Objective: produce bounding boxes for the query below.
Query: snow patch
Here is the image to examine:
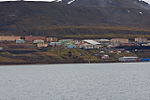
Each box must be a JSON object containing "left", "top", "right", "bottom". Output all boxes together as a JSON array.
[
  {"left": 55, "top": 0, "right": 62, "bottom": 2},
  {"left": 67, "top": 0, "right": 75, "bottom": 4},
  {"left": 139, "top": 0, "right": 150, "bottom": 4},
  {"left": 139, "top": 11, "right": 143, "bottom": 15}
]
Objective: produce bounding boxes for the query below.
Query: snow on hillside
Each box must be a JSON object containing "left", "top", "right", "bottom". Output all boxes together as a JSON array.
[
  {"left": 0, "top": 0, "right": 150, "bottom": 5},
  {"left": 139, "top": 0, "right": 150, "bottom": 4},
  {"left": 67, "top": 0, "right": 75, "bottom": 4}
]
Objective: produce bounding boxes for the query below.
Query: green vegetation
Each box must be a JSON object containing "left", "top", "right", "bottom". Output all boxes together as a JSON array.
[{"left": 0, "top": 43, "right": 136, "bottom": 64}]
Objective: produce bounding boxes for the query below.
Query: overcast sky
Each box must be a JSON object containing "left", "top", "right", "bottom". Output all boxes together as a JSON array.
[{"left": 0, "top": 0, "right": 150, "bottom": 4}]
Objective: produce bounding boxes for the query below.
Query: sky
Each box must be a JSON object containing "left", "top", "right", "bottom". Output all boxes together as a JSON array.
[{"left": 0, "top": 0, "right": 149, "bottom": 4}]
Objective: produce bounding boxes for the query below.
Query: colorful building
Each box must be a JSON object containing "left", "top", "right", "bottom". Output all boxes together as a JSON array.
[
  {"left": 49, "top": 42, "right": 62, "bottom": 46},
  {"left": 67, "top": 45, "right": 76, "bottom": 48},
  {"left": 46, "top": 37, "right": 58, "bottom": 42}
]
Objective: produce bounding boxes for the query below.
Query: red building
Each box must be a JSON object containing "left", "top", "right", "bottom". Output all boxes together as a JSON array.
[{"left": 25, "top": 36, "right": 46, "bottom": 42}]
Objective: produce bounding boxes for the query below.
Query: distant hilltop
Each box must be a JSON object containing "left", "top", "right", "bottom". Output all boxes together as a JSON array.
[{"left": 0, "top": 1, "right": 150, "bottom": 37}]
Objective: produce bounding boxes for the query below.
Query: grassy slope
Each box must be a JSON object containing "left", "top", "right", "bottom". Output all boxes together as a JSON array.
[{"left": 0, "top": 45, "right": 136, "bottom": 64}]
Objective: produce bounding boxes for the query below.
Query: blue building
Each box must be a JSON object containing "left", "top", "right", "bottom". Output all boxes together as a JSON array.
[
  {"left": 141, "top": 59, "right": 150, "bottom": 62},
  {"left": 49, "top": 42, "right": 62, "bottom": 46},
  {"left": 67, "top": 45, "right": 76, "bottom": 48}
]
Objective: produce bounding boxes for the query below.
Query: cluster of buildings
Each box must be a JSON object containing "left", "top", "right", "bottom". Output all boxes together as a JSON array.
[
  {"left": 0, "top": 36, "right": 150, "bottom": 49},
  {"left": 0, "top": 36, "right": 150, "bottom": 62}
]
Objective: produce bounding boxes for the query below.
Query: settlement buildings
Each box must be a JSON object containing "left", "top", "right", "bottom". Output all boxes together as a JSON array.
[
  {"left": 0, "top": 35, "right": 150, "bottom": 62},
  {"left": 25, "top": 36, "right": 46, "bottom": 42},
  {"left": 0, "top": 36, "right": 21, "bottom": 41},
  {"left": 80, "top": 40, "right": 102, "bottom": 49}
]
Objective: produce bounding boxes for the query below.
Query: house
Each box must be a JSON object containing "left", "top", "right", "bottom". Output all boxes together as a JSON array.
[
  {"left": 135, "top": 38, "right": 148, "bottom": 42},
  {"left": 110, "top": 38, "right": 129, "bottom": 43},
  {"left": 0, "top": 36, "right": 21, "bottom": 41},
  {"left": 25, "top": 36, "right": 46, "bottom": 42},
  {"left": 37, "top": 43, "right": 48, "bottom": 48},
  {"left": 101, "top": 55, "right": 109, "bottom": 59},
  {"left": 33, "top": 40, "right": 44, "bottom": 44},
  {"left": 46, "top": 37, "right": 58, "bottom": 42},
  {"left": 16, "top": 39, "right": 25, "bottom": 43},
  {"left": 100, "top": 51, "right": 105, "bottom": 53},
  {"left": 81, "top": 40, "right": 102, "bottom": 49}
]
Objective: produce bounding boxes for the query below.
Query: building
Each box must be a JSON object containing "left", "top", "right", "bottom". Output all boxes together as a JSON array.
[
  {"left": 0, "top": 36, "right": 21, "bottom": 41},
  {"left": 101, "top": 55, "right": 109, "bottom": 59},
  {"left": 80, "top": 44, "right": 100, "bottom": 49},
  {"left": 83, "top": 40, "right": 101, "bottom": 45},
  {"left": 118, "top": 57, "right": 139, "bottom": 62},
  {"left": 120, "top": 43, "right": 136, "bottom": 46},
  {"left": 33, "top": 40, "right": 44, "bottom": 44},
  {"left": 110, "top": 38, "right": 129, "bottom": 43},
  {"left": 37, "top": 43, "right": 48, "bottom": 48},
  {"left": 16, "top": 39, "right": 25, "bottom": 43},
  {"left": 141, "top": 58, "right": 150, "bottom": 62},
  {"left": 46, "top": 37, "right": 58, "bottom": 42},
  {"left": 49, "top": 42, "right": 62, "bottom": 46},
  {"left": 81, "top": 40, "right": 102, "bottom": 49},
  {"left": 96, "top": 39, "right": 110, "bottom": 43},
  {"left": 59, "top": 39, "right": 73, "bottom": 42},
  {"left": 135, "top": 38, "right": 148, "bottom": 42},
  {"left": 25, "top": 36, "right": 46, "bottom": 42},
  {"left": 67, "top": 45, "right": 76, "bottom": 48}
]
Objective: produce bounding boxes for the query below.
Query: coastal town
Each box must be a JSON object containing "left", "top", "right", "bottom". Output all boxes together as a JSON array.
[{"left": 0, "top": 35, "right": 149, "bottom": 64}]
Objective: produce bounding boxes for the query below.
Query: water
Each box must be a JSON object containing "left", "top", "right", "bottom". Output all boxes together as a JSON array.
[{"left": 0, "top": 63, "right": 150, "bottom": 100}]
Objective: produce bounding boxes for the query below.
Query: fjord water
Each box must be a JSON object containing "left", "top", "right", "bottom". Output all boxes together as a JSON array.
[{"left": 0, "top": 63, "right": 150, "bottom": 100}]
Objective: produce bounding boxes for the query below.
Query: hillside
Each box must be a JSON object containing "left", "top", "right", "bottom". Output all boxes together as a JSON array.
[{"left": 0, "top": 1, "right": 150, "bottom": 37}]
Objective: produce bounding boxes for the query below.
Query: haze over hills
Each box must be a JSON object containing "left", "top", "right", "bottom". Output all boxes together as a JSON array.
[{"left": 0, "top": 0, "right": 150, "bottom": 37}]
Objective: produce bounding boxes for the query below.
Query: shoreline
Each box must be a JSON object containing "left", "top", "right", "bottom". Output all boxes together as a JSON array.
[{"left": 0, "top": 61, "right": 147, "bottom": 66}]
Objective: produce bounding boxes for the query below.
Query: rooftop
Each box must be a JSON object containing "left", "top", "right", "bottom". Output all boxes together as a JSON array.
[{"left": 83, "top": 40, "right": 101, "bottom": 45}]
